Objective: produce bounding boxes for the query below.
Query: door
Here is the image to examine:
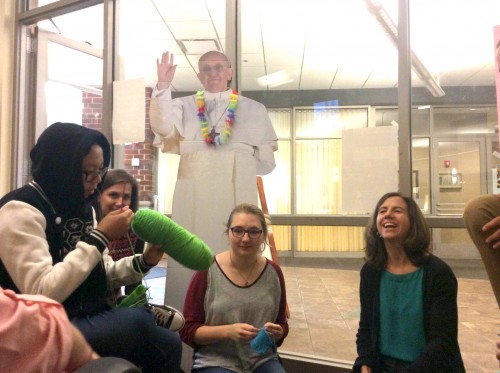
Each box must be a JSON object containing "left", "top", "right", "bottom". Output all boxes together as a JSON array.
[{"left": 431, "top": 137, "right": 485, "bottom": 259}]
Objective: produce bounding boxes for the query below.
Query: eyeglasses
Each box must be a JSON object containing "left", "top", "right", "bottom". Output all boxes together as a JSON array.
[
  {"left": 229, "top": 227, "right": 263, "bottom": 239},
  {"left": 200, "top": 64, "right": 228, "bottom": 75},
  {"left": 82, "top": 167, "right": 108, "bottom": 182}
]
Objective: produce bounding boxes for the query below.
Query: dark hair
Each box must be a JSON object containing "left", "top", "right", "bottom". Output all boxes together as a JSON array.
[
  {"left": 364, "top": 192, "right": 431, "bottom": 269},
  {"left": 96, "top": 169, "right": 139, "bottom": 221},
  {"left": 225, "top": 203, "right": 269, "bottom": 243}
]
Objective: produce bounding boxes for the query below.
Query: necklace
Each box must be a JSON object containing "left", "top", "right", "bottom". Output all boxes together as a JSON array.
[
  {"left": 229, "top": 251, "right": 258, "bottom": 286},
  {"left": 196, "top": 90, "right": 238, "bottom": 145}
]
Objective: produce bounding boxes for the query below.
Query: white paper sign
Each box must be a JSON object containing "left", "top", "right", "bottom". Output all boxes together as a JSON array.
[
  {"left": 342, "top": 126, "right": 399, "bottom": 214},
  {"left": 112, "top": 78, "right": 145, "bottom": 144}
]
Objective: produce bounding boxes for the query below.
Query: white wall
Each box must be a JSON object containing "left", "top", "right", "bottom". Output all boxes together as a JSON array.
[{"left": 0, "top": 1, "right": 15, "bottom": 196}]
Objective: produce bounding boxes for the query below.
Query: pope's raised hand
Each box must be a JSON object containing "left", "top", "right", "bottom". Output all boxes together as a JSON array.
[
  {"left": 156, "top": 51, "right": 177, "bottom": 90},
  {"left": 97, "top": 206, "right": 134, "bottom": 240}
]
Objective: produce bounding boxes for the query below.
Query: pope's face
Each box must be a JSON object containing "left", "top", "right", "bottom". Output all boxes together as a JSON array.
[{"left": 197, "top": 55, "right": 232, "bottom": 93}]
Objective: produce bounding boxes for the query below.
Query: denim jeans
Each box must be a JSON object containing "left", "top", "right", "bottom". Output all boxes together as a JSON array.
[
  {"left": 72, "top": 306, "right": 182, "bottom": 373},
  {"left": 193, "top": 357, "right": 286, "bottom": 373}
]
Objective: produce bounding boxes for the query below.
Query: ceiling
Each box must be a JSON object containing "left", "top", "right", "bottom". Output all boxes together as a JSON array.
[{"left": 42, "top": 0, "right": 500, "bottom": 96}]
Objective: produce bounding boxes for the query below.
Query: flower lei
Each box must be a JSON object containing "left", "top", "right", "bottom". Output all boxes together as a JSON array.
[{"left": 196, "top": 89, "right": 238, "bottom": 145}]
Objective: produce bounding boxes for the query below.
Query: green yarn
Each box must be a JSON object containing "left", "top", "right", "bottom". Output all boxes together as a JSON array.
[
  {"left": 116, "top": 284, "right": 149, "bottom": 308},
  {"left": 131, "top": 209, "right": 213, "bottom": 270}
]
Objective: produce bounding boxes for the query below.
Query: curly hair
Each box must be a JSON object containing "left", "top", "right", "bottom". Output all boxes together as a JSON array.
[{"left": 365, "top": 192, "right": 431, "bottom": 269}]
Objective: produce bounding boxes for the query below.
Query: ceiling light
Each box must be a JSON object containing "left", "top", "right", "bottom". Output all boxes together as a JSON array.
[
  {"left": 364, "top": 0, "right": 445, "bottom": 97},
  {"left": 257, "top": 71, "right": 293, "bottom": 88},
  {"left": 177, "top": 39, "right": 221, "bottom": 55}
]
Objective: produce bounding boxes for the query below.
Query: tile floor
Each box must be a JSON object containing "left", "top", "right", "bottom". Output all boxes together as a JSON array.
[{"left": 145, "top": 258, "right": 500, "bottom": 373}]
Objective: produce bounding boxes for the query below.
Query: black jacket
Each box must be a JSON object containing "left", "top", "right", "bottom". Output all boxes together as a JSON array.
[
  {"left": 353, "top": 255, "right": 465, "bottom": 372},
  {"left": 0, "top": 123, "right": 111, "bottom": 318}
]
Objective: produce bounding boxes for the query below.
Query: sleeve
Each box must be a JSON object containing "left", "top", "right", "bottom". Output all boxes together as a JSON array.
[
  {"left": 102, "top": 251, "right": 145, "bottom": 289},
  {"left": 149, "top": 86, "right": 184, "bottom": 154},
  {"left": 252, "top": 104, "right": 278, "bottom": 175},
  {"left": 180, "top": 270, "right": 209, "bottom": 348},
  {"left": 353, "top": 264, "right": 376, "bottom": 372},
  {"left": 268, "top": 260, "right": 289, "bottom": 346},
  {"left": 0, "top": 287, "right": 81, "bottom": 372},
  {"left": 405, "top": 259, "right": 461, "bottom": 372},
  {"left": 0, "top": 201, "right": 102, "bottom": 303}
]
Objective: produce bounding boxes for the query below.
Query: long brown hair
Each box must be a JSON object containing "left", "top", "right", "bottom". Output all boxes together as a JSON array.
[
  {"left": 365, "top": 192, "right": 431, "bottom": 269},
  {"left": 96, "top": 169, "right": 139, "bottom": 221}
]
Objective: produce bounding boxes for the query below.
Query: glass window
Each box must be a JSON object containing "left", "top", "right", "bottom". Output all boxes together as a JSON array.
[
  {"left": 433, "top": 106, "right": 497, "bottom": 137},
  {"left": 17, "top": 4, "right": 104, "bottom": 185},
  {"left": 29, "top": 0, "right": 59, "bottom": 8},
  {"left": 13, "top": 0, "right": 500, "bottom": 370}
]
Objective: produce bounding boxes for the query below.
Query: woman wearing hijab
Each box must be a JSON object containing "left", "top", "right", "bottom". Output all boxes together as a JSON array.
[{"left": 0, "top": 122, "right": 182, "bottom": 372}]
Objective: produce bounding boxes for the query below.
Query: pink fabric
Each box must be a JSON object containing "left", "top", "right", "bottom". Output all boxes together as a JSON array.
[{"left": 0, "top": 287, "right": 74, "bottom": 372}]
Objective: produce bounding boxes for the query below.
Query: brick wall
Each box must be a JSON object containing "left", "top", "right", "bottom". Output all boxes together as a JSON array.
[
  {"left": 82, "top": 88, "right": 157, "bottom": 207},
  {"left": 82, "top": 92, "right": 102, "bottom": 130}
]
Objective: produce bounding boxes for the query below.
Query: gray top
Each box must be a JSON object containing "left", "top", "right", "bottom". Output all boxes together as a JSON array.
[{"left": 192, "top": 259, "right": 282, "bottom": 372}]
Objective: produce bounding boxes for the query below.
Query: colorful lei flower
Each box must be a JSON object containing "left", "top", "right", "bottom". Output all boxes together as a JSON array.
[{"left": 196, "top": 90, "right": 238, "bottom": 145}]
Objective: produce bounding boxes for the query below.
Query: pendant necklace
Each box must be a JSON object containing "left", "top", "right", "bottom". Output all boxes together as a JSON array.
[
  {"left": 230, "top": 251, "right": 258, "bottom": 286},
  {"left": 196, "top": 90, "right": 238, "bottom": 145}
]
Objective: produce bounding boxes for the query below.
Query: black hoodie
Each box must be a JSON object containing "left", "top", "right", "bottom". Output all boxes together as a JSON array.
[
  {"left": 0, "top": 122, "right": 112, "bottom": 318},
  {"left": 31, "top": 122, "right": 111, "bottom": 217}
]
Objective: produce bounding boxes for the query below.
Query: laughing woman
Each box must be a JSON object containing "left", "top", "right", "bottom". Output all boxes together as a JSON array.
[{"left": 352, "top": 192, "right": 465, "bottom": 373}]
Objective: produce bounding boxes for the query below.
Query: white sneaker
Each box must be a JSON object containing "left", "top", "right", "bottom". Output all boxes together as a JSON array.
[{"left": 147, "top": 304, "right": 185, "bottom": 332}]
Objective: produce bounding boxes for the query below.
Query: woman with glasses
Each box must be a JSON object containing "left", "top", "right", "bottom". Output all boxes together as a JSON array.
[
  {"left": 150, "top": 50, "right": 278, "bottom": 312},
  {"left": 181, "top": 203, "right": 288, "bottom": 373},
  {"left": 0, "top": 123, "right": 182, "bottom": 372}
]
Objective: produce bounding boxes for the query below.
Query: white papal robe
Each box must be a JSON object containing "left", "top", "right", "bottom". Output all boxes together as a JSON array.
[{"left": 150, "top": 87, "right": 277, "bottom": 311}]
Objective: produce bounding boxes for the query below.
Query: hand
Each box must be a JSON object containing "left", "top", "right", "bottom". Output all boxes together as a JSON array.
[
  {"left": 156, "top": 51, "right": 177, "bottom": 90},
  {"left": 483, "top": 216, "right": 500, "bottom": 248},
  {"left": 226, "top": 323, "right": 259, "bottom": 342},
  {"left": 65, "top": 324, "right": 99, "bottom": 371},
  {"left": 361, "top": 365, "right": 372, "bottom": 373},
  {"left": 263, "top": 322, "right": 283, "bottom": 342},
  {"left": 96, "top": 207, "right": 134, "bottom": 240},
  {"left": 142, "top": 243, "right": 164, "bottom": 267}
]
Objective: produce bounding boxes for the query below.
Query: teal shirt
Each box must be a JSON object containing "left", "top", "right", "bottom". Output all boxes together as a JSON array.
[{"left": 379, "top": 268, "right": 426, "bottom": 362}]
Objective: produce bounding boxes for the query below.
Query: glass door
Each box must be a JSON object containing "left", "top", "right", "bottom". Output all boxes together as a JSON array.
[
  {"left": 432, "top": 138, "right": 484, "bottom": 216},
  {"left": 487, "top": 136, "right": 500, "bottom": 194},
  {"left": 431, "top": 138, "right": 485, "bottom": 259}
]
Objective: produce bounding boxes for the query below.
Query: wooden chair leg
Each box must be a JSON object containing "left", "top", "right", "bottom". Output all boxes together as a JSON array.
[{"left": 256, "top": 176, "right": 291, "bottom": 319}]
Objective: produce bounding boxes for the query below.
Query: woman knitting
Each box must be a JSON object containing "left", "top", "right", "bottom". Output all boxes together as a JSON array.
[{"left": 180, "top": 203, "right": 288, "bottom": 372}]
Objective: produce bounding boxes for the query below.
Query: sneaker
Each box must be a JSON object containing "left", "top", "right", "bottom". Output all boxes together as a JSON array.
[{"left": 148, "top": 303, "right": 185, "bottom": 332}]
